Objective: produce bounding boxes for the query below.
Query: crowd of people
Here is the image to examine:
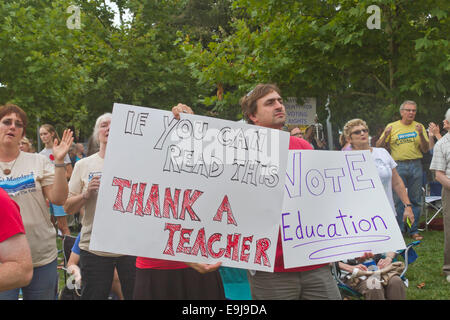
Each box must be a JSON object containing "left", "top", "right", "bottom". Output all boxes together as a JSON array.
[{"left": 1, "top": 84, "right": 449, "bottom": 301}]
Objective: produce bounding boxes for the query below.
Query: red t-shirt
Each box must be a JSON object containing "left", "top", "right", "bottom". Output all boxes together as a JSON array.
[
  {"left": 136, "top": 136, "right": 325, "bottom": 271},
  {"left": 0, "top": 187, "right": 25, "bottom": 243},
  {"left": 273, "top": 136, "right": 326, "bottom": 272}
]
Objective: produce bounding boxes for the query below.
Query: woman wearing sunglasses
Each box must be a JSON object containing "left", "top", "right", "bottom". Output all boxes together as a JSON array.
[
  {"left": 339, "top": 118, "right": 415, "bottom": 299},
  {"left": 0, "top": 104, "right": 73, "bottom": 299},
  {"left": 343, "top": 118, "right": 415, "bottom": 228}
]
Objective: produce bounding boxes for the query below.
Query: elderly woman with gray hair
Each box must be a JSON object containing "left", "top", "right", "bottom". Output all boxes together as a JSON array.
[{"left": 64, "top": 113, "right": 137, "bottom": 300}]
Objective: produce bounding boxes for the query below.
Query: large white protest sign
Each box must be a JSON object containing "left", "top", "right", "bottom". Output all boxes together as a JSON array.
[
  {"left": 90, "top": 103, "right": 290, "bottom": 272},
  {"left": 281, "top": 150, "right": 406, "bottom": 268}
]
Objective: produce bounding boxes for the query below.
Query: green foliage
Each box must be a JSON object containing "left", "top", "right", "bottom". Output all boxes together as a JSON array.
[
  {"left": 0, "top": 0, "right": 448, "bottom": 146},
  {"left": 181, "top": 0, "right": 450, "bottom": 140},
  {"left": 0, "top": 0, "right": 233, "bottom": 142}
]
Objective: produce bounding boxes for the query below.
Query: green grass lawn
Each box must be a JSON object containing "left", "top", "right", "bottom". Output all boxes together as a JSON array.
[
  {"left": 402, "top": 229, "right": 449, "bottom": 300},
  {"left": 55, "top": 216, "right": 449, "bottom": 300},
  {"left": 56, "top": 236, "right": 67, "bottom": 295}
]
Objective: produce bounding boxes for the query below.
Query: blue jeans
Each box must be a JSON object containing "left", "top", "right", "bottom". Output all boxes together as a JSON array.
[
  {"left": 0, "top": 259, "right": 58, "bottom": 300},
  {"left": 393, "top": 159, "right": 423, "bottom": 235}
]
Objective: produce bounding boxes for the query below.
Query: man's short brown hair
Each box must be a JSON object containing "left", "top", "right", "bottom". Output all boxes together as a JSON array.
[{"left": 240, "top": 84, "right": 281, "bottom": 124}]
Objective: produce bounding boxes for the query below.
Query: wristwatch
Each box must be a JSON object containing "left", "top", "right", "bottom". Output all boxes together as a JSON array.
[{"left": 404, "top": 203, "right": 413, "bottom": 208}]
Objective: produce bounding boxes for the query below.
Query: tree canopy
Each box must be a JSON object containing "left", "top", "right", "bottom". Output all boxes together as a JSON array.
[
  {"left": 182, "top": 0, "right": 449, "bottom": 142},
  {"left": 0, "top": 0, "right": 448, "bottom": 148}
]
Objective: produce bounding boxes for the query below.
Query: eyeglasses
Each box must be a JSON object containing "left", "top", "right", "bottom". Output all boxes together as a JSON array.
[
  {"left": 351, "top": 128, "right": 368, "bottom": 136},
  {"left": 402, "top": 108, "right": 416, "bottom": 113},
  {"left": 1, "top": 119, "right": 24, "bottom": 128}
]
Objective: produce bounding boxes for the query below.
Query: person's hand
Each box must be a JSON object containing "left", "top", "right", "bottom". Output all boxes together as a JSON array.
[
  {"left": 52, "top": 129, "right": 74, "bottom": 163},
  {"left": 290, "top": 127, "right": 302, "bottom": 137},
  {"left": 186, "top": 261, "right": 222, "bottom": 274},
  {"left": 384, "top": 125, "right": 392, "bottom": 135},
  {"left": 355, "top": 252, "right": 374, "bottom": 263},
  {"left": 316, "top": 138, "right": 326, "bottom": 148},
  {"left": 172, "top": 103, "right": 194, "bottom": 120},
  {"left": 403, "top": 206, "right": 415, "bottom": 225},
  {"left": 428, "top": 122, "right": 437, "bottom": 136},
  {"left": 428, "top": 122, "right": 442, "bottom": 139},
  {"left": 350, "top": 264, "right": 368, "bottom": 277},
  {"left": 377, "top": 257, "right": 393, "bottom": 269},
  {"left": 354, "top": 264, "right": 368, "bottom": 271},
  {"left": 83, "top": 176, "right": 101, "bottom": 200},
  {"left": 416, "top": 123, "right": 424, "bottom": 136},
  {"left": 67, "top": 264, "right": 82, "bottom": 288}
]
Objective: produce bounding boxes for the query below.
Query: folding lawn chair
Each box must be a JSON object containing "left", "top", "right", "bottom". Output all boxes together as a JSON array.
[
  {"left": 331, "top": 241, "right": 421, "bottom": 299},
  {"left": 396, "top": 240, "right": 420, "bottom": 287},
  {"left": 331, "top": 262, "right": 363, "bottom": 299},
  {"left": 57, "top": 235, "right": 81, "bottom": 300},
  {"left": 61, "top": 234, "right": 77, "bottom": 282},
  {"left": 420, "top": 181, "right": 443, "bottom": 231}
]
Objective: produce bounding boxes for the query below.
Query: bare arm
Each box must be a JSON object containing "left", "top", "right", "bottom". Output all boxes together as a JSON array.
[
  {"left": 377, "top": 251, "right": 396, "bottom": 269},
  {"left": 0, "top": 233, "right": 33, "bottom": 291},
  {"left": 64, "top": 192, "right": 86, "bottom": 215},
  {"left": 416, "top": 124, "right": 429, "bottom": 153},
  {"left": 42, "top": 129, "right": 74, "bottom": 205},
  {"left": 337, "top": 262, "right": 368, "bottom": 273},
  {"left": 65, "top": 163, "right": 73, "bottom": 180},
  {"left": 428, "top": 122, "right": 442, "bottom": 151},
  {"left": 376, "top": 126, "right": 392, "bottom": 148},
  {"left": 391, "top": 168, "right": 415, "bottom": 224},
  {"left": 435, "top": 170, "right": 450, "bottom": 191},
  {"left": 64, "top": 176, "right": 100, "bottom": 215}
]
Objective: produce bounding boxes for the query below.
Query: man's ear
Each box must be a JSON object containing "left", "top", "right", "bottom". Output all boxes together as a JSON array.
[{"left": 248, "top": 113, "right": 257, "bottom": 125}]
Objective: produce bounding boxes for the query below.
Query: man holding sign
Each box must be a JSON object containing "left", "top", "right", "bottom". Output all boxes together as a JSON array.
[
  {"left": 87, "top": 84, "right": 337, "bottom": 300},
  {"left": 89, "top": 102, "right": 289, "bottom": 299},
  {"left": 240, "top": 84, "right": 341, "bottom": 300}
]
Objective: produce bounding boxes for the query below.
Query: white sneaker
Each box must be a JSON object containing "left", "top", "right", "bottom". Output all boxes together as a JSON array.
[{"left": 446, "top": 275, "right": 450, "bottom": 283}]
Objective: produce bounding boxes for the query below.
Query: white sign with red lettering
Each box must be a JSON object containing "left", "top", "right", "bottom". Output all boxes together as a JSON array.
[{"left": 90, "top": 103, "right": 290, "bottom": 272}]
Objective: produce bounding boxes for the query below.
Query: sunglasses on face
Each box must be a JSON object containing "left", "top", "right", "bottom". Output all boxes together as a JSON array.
[
  {"left": 1, "top": 119, "right": 24, "bottom": 128},
  {"left": 351, "top": 128, "right": 368, "bottom": 136}
]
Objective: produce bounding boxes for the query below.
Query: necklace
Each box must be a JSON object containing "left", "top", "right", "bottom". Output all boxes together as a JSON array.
[{"left": 2, "top": 152, "right": 20, "bottom": 175}]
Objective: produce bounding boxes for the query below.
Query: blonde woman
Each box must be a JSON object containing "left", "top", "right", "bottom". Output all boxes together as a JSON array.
[
  {"left": 19, "top": 136, "right": 33, "bottom": 153},
  {"left": 339, "top": 118, "right": 416, "bottom": 300},
  {"left": 343, "top": 118, "right": 414, "bottom": 225}
]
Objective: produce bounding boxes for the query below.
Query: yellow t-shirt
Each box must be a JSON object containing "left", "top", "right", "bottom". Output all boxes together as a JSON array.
[
  {"left": 68, "top": 152, "right": 121, "bottom": 257},
  {"left": 384, "top": 120, "right": 429, "bottom": 161},
  {"left": 0, "top": 151, "right": 57, "bottom": 267}
]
